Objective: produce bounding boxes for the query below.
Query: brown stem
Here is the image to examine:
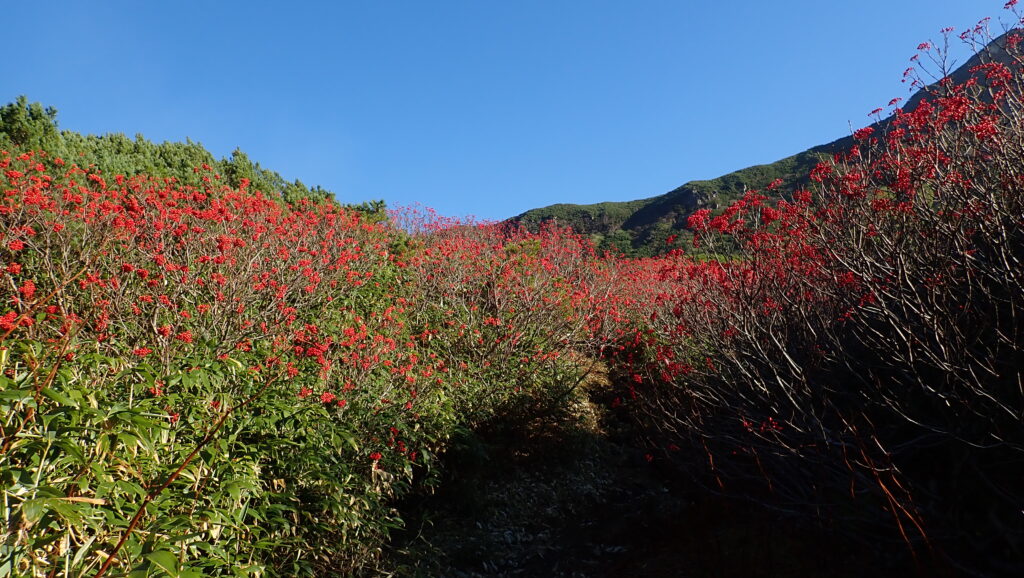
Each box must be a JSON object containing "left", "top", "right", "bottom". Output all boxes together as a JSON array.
[
  {"left": 0, "top": 327, "right": 79, "bottom": 456},
  {"left": 93, "top": 368, "right": 284, "bottom": 578},
  {"left": 0, "top": 236, "right": 110, "bottom": 343}
]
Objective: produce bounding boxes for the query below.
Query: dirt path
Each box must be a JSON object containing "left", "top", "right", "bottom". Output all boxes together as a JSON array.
[{"left": 383, "top": 387, "right": 908, "bottom": 577}]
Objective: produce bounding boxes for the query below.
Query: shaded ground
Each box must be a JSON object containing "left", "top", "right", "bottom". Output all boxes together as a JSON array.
[{"left": 382, "top": 376, "right": 919, "bottom": 577}]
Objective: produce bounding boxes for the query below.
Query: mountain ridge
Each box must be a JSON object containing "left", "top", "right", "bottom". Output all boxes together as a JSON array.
[{"left": 511, "top": 30, "right": 1016, "bottom": 256}]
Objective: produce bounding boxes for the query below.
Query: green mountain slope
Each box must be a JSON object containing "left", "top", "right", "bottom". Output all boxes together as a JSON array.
[
  {"left": 513, "top": 144, "right": 834, "bottom": 257},
  {"left": 512, "top": 31, "right": 1013, "bottom": 257}
]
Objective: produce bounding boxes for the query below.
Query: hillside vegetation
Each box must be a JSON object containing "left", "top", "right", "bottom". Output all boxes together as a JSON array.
[
  {"left": 0, "top": 96, "right": 381, "bottom": 214},
  {"left": 2, "top": 17, "right": 1023, "bottom": 578},
  {"left": 513, "top": 29, "right": 1019, "bottom": 257}
]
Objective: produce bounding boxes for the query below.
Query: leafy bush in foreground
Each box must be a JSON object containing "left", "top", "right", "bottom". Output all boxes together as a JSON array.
[{"left": 0, "top": 161, "right": 613, "bottom": 575}]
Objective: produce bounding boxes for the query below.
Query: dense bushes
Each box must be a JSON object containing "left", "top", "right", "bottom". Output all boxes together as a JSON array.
[
  {"left": 616, "top": 23, "right": 1024, "bottom": 575},
  {"left": 0, "top": 161, "right": 616, "bottom": 574},
  {"left": 3, "top": 15, "right": 1024, "bottom": 578}
]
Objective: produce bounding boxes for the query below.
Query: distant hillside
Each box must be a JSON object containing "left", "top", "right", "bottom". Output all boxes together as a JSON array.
[
  {"left": 512, "top": 31, "right": 1015, "bottom": 257},
  {"left": 0, "top": 96, "right": 385, "bottom": 215},
  {"left": 513, "top": 143, "right": 833, "bottom": 257}
]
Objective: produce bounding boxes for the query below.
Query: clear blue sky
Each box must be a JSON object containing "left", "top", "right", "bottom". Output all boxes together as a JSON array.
[{"left": 3, "top": 1, "right": 1010, "bottom": 220}]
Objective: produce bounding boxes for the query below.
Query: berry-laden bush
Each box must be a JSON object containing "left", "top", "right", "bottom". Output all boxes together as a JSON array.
[
  {"left": 5, "top": 10, "right": 1024, "bottom": 578},
  {"left": 0, "top": 159, "right": 615, "bottom": 575},
  {"left": 393, "top": 208, "right": 621, "bottom": 429},
  {"left": 611, "top": 20, "right": 1024, "bottom": 575},
  {"left": 0, "top": 158, "right": 416, "bottom": 575}
]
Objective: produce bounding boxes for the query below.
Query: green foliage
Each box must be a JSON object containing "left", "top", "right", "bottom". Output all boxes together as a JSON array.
[
  {"left": 4, "top": 25, "right": 1020, "bottom": 578},
  {"left": 0, "top": 337, "right": 406, "bottom": 575},
  {"left": 0, "top": 97, "right": 381, "bottom": 212},
  {"left": 0, "top": 97, "right": 59, "bottom": 150},
  {"left": 0, "top": 148, "right": 613, "bottom": 575},
  {"left": 511, "top": 143, "right": 842, "bottom": 257}
]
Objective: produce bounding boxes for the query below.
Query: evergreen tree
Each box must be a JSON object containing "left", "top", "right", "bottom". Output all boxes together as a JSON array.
[
  {"left": 0, "top": 96, "right": 61, "bottom": 148},
  {"left": 0, "top": 97, "right": 386, "bottom": 215}
]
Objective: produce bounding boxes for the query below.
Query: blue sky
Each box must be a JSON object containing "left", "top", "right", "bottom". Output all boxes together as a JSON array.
[{"left": 3, "top": 1, "right": 1010, "bottom": 220}]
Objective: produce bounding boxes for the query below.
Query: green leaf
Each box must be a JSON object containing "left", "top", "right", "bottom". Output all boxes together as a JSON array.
[
  {"left": 71, "top": 535, "right": 97, "bottom": 567},
  {"left": 339, "top": 430, "right": 360, "bottom": 452},
  {"left": 56, "top": 439, "right": 86, "bottom": 465},
  {"left": 0, "top": 388, "right": 33, "bottom": 402},
  {"left": 224, "top": 482, "right": 241, "bottom": 502},
  {"left": 145, "top": 550, "right": 179, "bottom": 575},
  {"left": 115, "top": 480, "right": 147, "bottom": 499},
  {"left": 49, "top": 499, "right": 85, "bottom": 525},
  {"left": 20, "top": 498, "right": 50, "bottom": 524}
]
